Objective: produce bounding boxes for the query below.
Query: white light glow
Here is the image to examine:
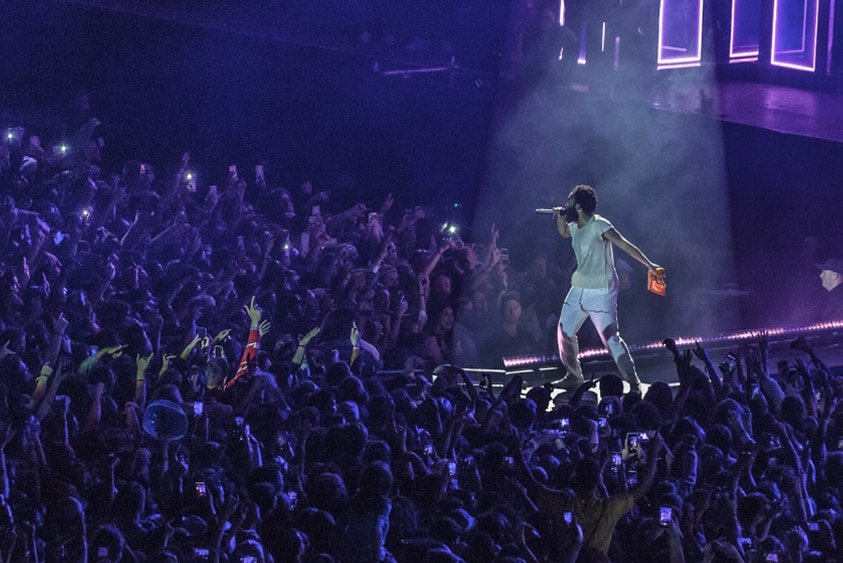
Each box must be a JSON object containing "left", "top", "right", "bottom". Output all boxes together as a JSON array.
[{"left": 601, "top": 22, "right": 606, "bottom": 52}]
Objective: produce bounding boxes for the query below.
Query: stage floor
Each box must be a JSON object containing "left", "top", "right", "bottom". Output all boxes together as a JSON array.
[{"left": 574, "top": 70, "right": 843, "bottom": 144}]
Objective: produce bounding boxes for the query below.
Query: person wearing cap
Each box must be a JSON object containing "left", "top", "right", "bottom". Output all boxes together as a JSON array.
[{"left": 818, "top": 258, "right": 843, "bottom": 322}]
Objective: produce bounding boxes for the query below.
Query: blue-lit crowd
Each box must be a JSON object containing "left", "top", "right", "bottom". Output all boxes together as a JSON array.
[{"left": 1, "top": 103, "right": 843, "bottom": 563}]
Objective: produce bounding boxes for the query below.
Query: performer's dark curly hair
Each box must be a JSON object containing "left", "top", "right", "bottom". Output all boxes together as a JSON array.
[{"left": 570, "top": 184, "right": 598, "bottom": 214}]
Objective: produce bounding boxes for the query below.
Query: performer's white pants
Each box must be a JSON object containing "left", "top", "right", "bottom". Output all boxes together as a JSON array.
[{"left": 557, "top": 285, "right": 639, "bottom": 386}]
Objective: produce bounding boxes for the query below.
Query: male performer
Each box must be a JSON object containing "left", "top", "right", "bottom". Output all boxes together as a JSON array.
[{"left": 553, "top": 184, "right": 663, "bottom": 393}]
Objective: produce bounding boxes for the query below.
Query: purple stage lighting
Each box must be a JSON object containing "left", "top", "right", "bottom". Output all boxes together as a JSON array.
[
  {"left": 730, "top": 0, "right": 762, "bottom": 61},
  {"left": 771, "top": 0, "right": 819, "bottom": 71},
  {"left": 658, "top": 0, "right": 705, "bottom": 67}
]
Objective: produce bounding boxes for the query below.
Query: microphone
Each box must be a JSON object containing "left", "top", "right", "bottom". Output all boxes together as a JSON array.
[{"left": 535, "top": 208, "right": 557, "bottom": 215}]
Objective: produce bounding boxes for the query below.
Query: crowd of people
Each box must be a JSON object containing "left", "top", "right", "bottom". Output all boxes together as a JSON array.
[{"left": 2, "top": 105, "right": 843, "bottom": 563}]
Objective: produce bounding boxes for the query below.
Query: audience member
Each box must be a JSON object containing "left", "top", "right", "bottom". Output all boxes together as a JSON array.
[{"left": 1, "top": 116, "right": 842, "bottom": 563}]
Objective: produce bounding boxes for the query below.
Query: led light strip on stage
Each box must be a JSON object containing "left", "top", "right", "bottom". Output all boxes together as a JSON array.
[{"left": 502, "top": 320, "right": 843, "bottom": 369}]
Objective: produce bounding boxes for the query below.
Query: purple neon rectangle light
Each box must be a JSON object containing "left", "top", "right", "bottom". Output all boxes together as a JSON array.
[
  {"left": 658, "top": 0, "right": 705, "bottom": 66},
  {"left": 730, "top": 0, "right": 761, "bottom": 60},
  {"left": 771, "top": 0, "right": 819, "bottom": 71}
]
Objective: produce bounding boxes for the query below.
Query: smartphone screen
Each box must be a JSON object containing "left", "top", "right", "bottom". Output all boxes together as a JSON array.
[
  {"left": 659, "top": 506, "right": 673, "bottom": 527},
  {"left": 611, "top": 452, "right": 622, "bottom": 472},
  {"left": 720, "top": 353, "right": 737, "bottom": 373},
  {"left": 764, "top": 433, "right": 782, "bottom": 451},
  {"left": 195, "top": 481, "right": 207, "bottom": 497},
  {"left": 499, "top": 247, "right": 510, "bottom": 265},
  {"left": 626, "top": 433, "right": 639, "bottom": 452}
]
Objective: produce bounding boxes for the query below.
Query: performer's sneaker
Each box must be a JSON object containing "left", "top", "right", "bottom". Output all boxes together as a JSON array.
[{"left": 555, "top": 373, "right": 585, "bottom": 389}]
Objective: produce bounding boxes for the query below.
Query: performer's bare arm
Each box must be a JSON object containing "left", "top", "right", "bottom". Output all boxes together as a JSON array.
[
  {"left": 603, "top": 228, "right": 661, "bottom": 272},
  {"left": 553, "top": 208, "right": 571, "bottom": 238}
]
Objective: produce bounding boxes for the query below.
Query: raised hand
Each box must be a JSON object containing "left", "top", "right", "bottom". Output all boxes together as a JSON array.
[
  {"left": 214, "top": 329, "right": 232, "bottom": 343},
  {"left": 181, "top": 334, "right": 201, "bottom": 359},
  {"left": 345, "top": 202, "right": 367, "bottom": 220},
  {"left": 380, "top": 192, "right": 394, "bottom": 214},
  {"left": 244, "top": 296, "right": 262, "bottom": 327},
  {"left": 692, "top": 341, "right": 711, "bottom": 365},
  {"left": 350, "top": 322, "right": 360, "bottom": 347},
  {"left": 395, "top": 293, "right": 409, "bottom": 317},
  {"left": 177, "top": 151, "right": 190, "bottom": 174},
  {"left": 677, "top": 350, "right": 694, "bottom": 372},
  {"left": 160, "top": 354, "right": 176, "bottom": 375},
  {"left": 101, "top": 344, "right": 126, "bottom": 357},
  {"left": 789, "top": 336, "right": 812, "bottom": 355},
  {"left": 417, "top": 274, "right": 430, "bottom": 298},
  {"left": 757, "top": 330, "right": 769, "bottom": 355},
  {"left": 758, "top": 330, "right": 770, "bottom": 373},
  {"left": 299, "top": 326, "right": 320, "bottom": 346},
  {"left": 136, "top": 353, "right": 153, "bottom": 375},
  {"left": 52, "top": 312, "right": 69, "bottom": 336},
  {"left": 663, "top": 337, "right": 681, "bottom": 360}
]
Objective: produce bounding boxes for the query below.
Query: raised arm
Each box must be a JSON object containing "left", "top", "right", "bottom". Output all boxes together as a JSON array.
[
  {"left": 553, "top": 208, "right": 571, "bottom": 238},
  {"left": 602, "top": 228, "right": 660, "bottom": 272}
]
